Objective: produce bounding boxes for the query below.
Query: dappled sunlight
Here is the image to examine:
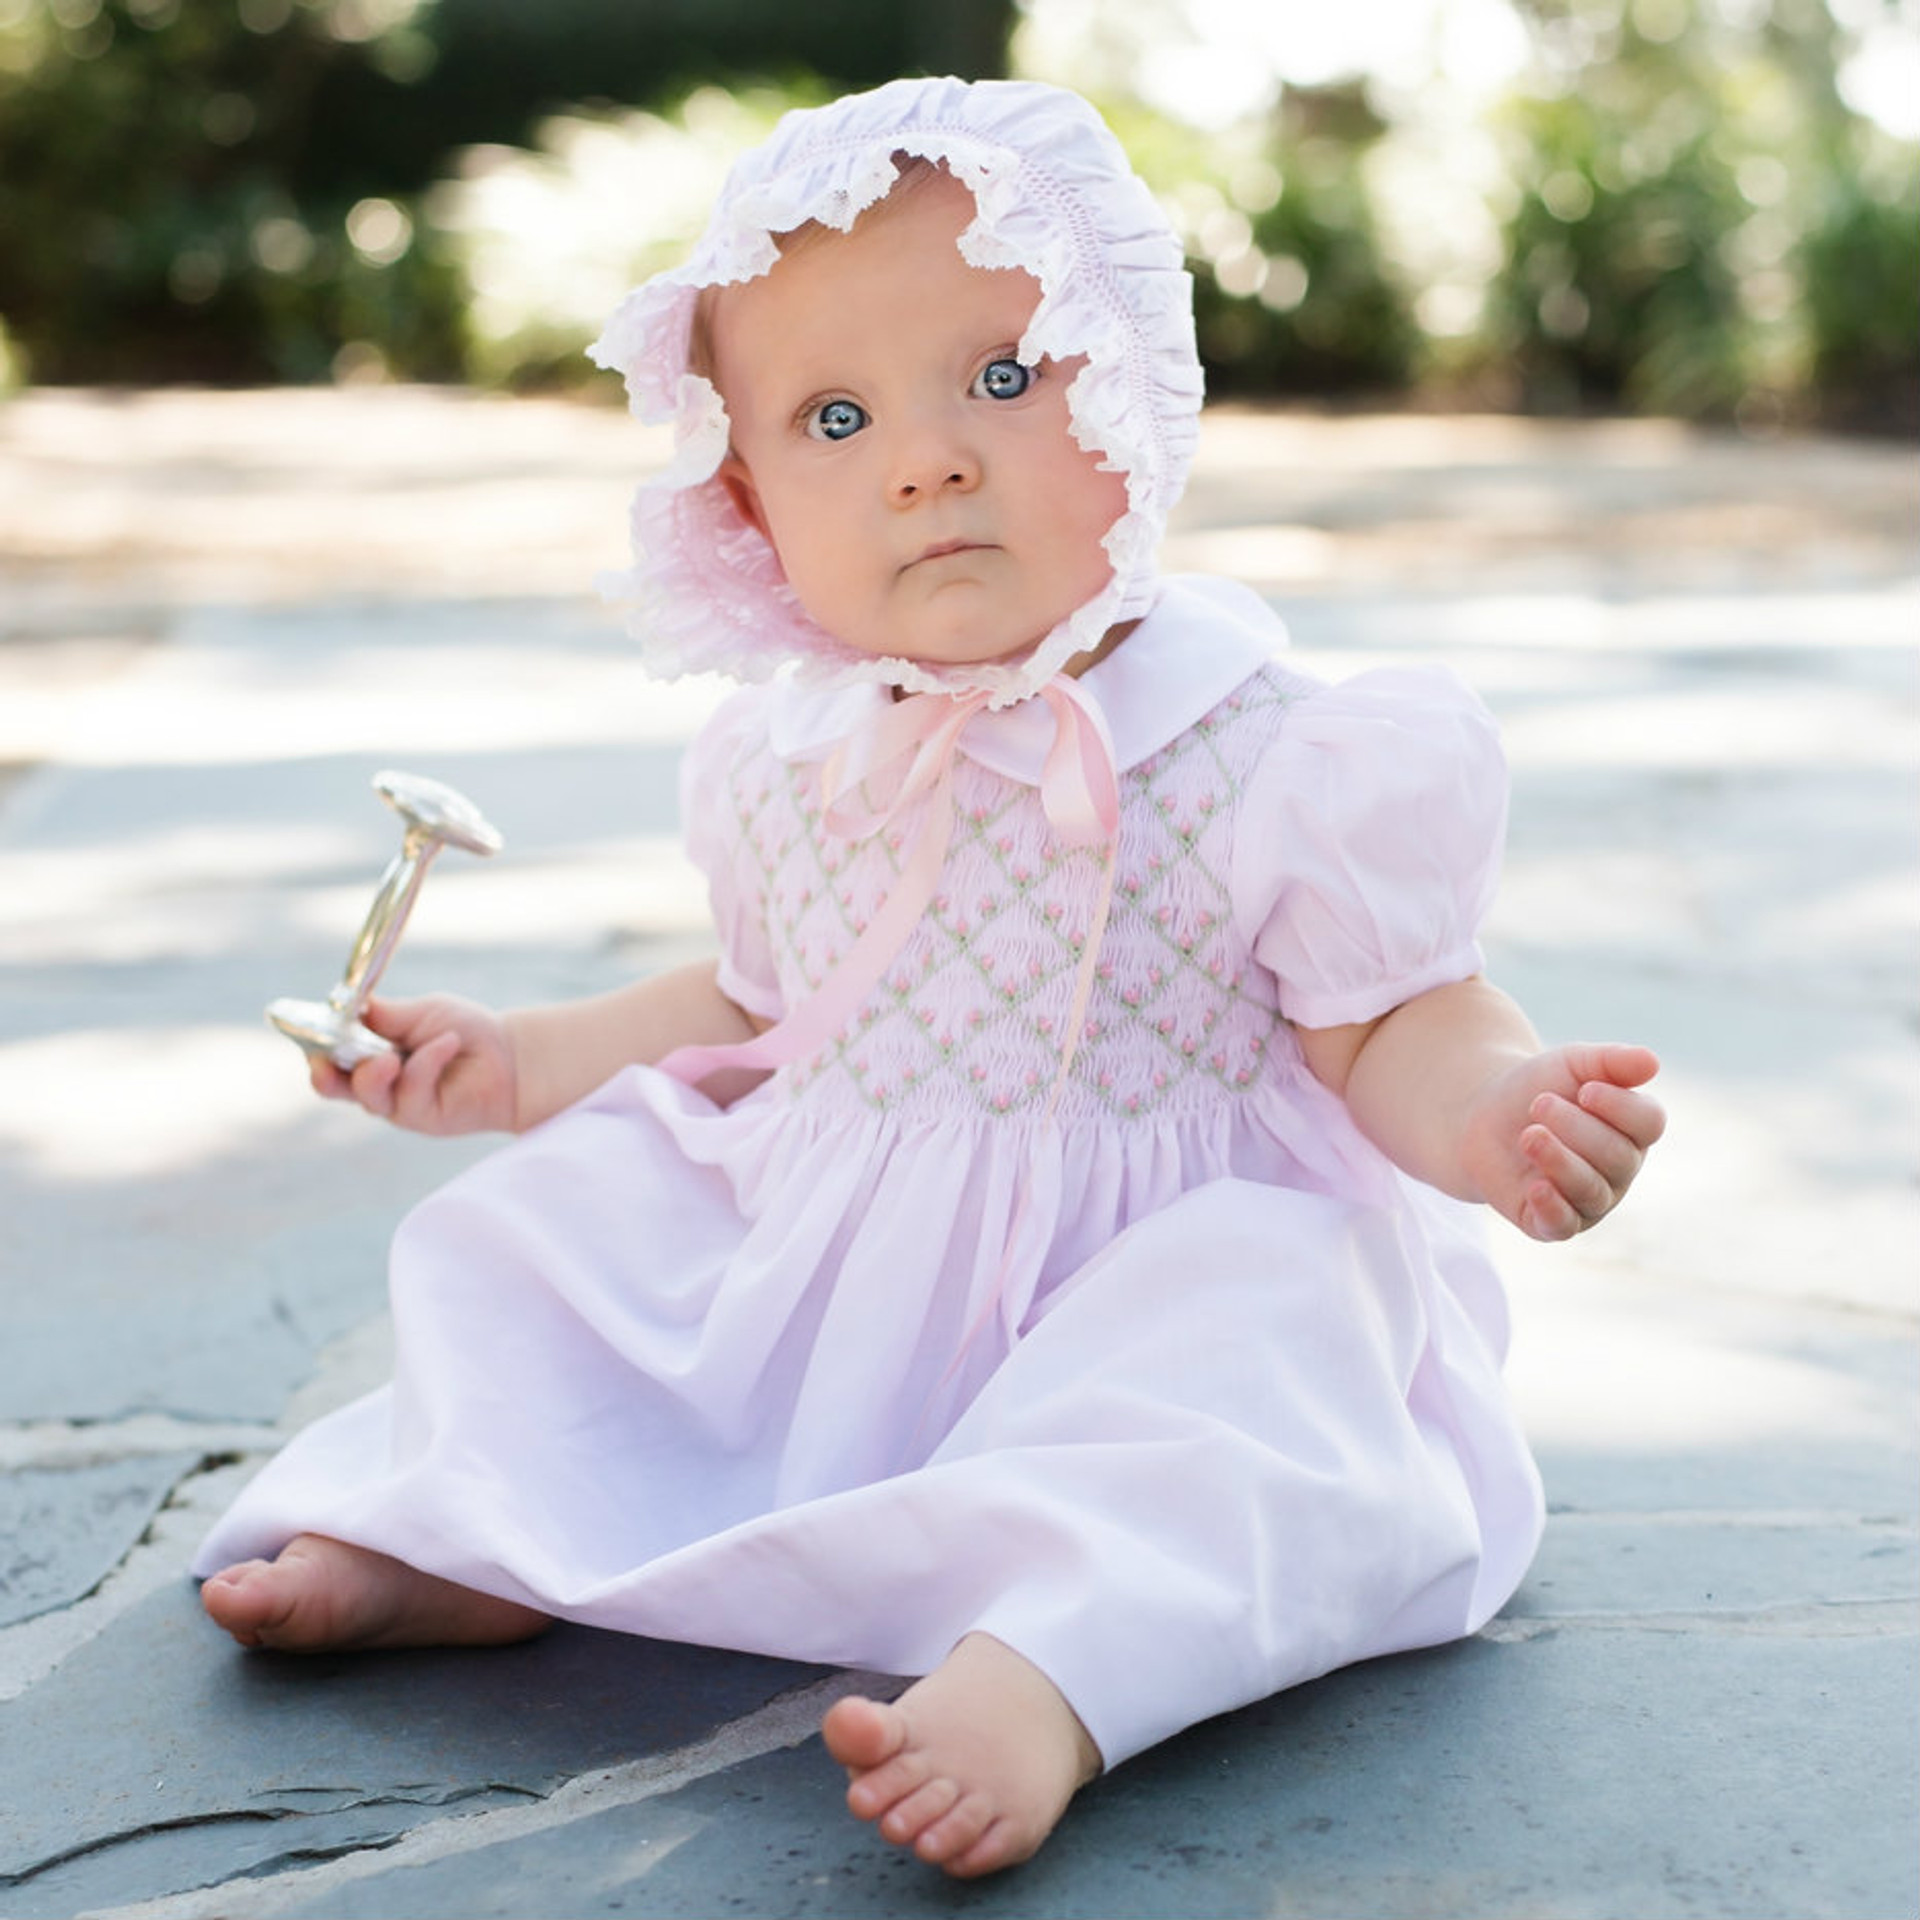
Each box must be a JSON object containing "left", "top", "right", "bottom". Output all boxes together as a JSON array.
[
  {"left": 1499, "top": 680, "right": 1916, "bottom": 772},
  {"left": 1172, "top": 410, "right": 1920, "bottom": 599},
  {"left": 1791, "top": 868, "right": 1920, "bottom": 966},
  {"left": 1192, "top": 408, "right": 1704, "bottom": 472},
  {"left": 0, "top": 1025, "right": 311, "bottom": 1183},
  {"left": 0, "top": 389, "right": 672, "bottom": 605},
  {"left": 1161, "top": 523, "right": 1339, "bottom": 585},
  {"left": 3, "top": 822, "right": 359, "bottom": 965},
  {"left": 285, "top": 836, "right": 710, "bottom": 951},
  {"left": 13, "top": 621, "right": 729, "bottom": 772},
  {"left": 1661, "top": 1061, "right": 1909, "bottom": 1202},
  {"left": 6, "top": 818, "right": 709, "bottom": 971},
  {"left": 1413, "top": 586, "right": 1920, "bottom": 654},
  {"left": 9, "top": 819, "right": 355, "bottom": 902},
  {"left": 1506, "top": 1257, "right": 1908, "bottom": 1460},
  {"left": 1504, "top": 1051, "right": 1920, "bottom": 1322},
  {"left": 1493, "top": 846, "right": 1699, "bottom": 960}
]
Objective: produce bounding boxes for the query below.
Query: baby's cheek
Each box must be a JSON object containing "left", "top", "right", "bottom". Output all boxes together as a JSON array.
[{"left": 1072, "top": 467, "right": 1128, "bottom": 548}]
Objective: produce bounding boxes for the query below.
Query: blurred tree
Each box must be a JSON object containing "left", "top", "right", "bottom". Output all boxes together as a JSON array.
[
  {"left": 294, "top": 0, "right": 1016, "bottom": 197},
  {"left": 0, "top": 0, "right": 1015, "bottom": 384},
  {"left": 1796, "top": 106, "right": 1920, "bottom": 431},
  {"left": 1485, "top": 0, "right": 1917, "bottom": 424},
  {"left": 0, "top": 0, "right": 466, "bottom": 382},
  {"left": 1111, "top": 86, "right": 1420, "bottom": 402},
  {"left": 2, "top": 0, "right": 1908, "bottom": 421},
  {"left": 1206, "top": 87, "right": 1419, "bottom": 398}
]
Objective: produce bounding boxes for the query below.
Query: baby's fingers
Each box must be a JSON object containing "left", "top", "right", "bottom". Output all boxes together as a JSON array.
[
  {"left": 1519, "top": 1092, "right": 1648, "bottom": 1238},
  {"left": 1577, "top": 1077, "right": 1667, "bottom": 1152},
  {"left": 1518, "top": 1126, "right": 1609, "bottom": 1239},
  {"left": 1515, "top": 1175, "right": 1584, "bottom": 1243},
  {"left": 386, "top": 1029, "right": 465, "bottom": 1129},
  {"left": 1563, "top": 1041, "right": 1660, "bottom": 1093},
  {"left": 344, "top": 1046, "right": 406, "bottom": 1118},
  {"left": 309, "top": 1056, "right": 353, "bottom": 1101}
]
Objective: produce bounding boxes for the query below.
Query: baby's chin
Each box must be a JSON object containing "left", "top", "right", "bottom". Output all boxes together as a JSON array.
[{"left": 867, "top": 598, "right": 1113, "bottom": 677}]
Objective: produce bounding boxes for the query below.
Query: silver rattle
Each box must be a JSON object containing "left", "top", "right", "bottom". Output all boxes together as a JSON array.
[{"left": 267, "top": 770, "right": 503, "bottom": 1069}]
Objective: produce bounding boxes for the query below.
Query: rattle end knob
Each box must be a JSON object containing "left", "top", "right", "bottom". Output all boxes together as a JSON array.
[
  {"left": 266, "top": 997, "right": 395, "bottom": 1070},
  {"left": 372, "top": 770, "right": 503, "bottom": 856}
]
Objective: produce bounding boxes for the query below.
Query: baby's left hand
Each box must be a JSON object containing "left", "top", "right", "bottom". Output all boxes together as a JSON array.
[{"left": 1461, "top": 1043, "right": 1665, "bottom": 1241}]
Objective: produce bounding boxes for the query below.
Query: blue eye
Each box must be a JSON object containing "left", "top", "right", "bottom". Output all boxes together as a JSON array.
[
  {"left": 973, "top": 358, "right": 1033, "bottom": 401},
  {"left": 808, "top": 398, "right": 869, "bottom": 441}
]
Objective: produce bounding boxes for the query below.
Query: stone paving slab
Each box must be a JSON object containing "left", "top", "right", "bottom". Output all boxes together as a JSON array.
[
  {"left": 1, "top": 390, "right": 1914, "bottom": 1920},
  {"left": 0, "top": 1580, "right": 826, "bottom": 1918},
  {"left": 0, "top": 1455, "right": 199, "bottom": 1630},
  {"left": 208, "top": 1631, "right": 1920, "bottom": 1920}
]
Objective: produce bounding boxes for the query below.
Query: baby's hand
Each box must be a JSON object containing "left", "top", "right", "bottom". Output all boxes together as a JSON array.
[
  {"left": 1460, "top": 1043, "right": 1665, "bottom": 1242},
  {"left": 309, "top": 994, "right": 518, "bottom": 1136}
]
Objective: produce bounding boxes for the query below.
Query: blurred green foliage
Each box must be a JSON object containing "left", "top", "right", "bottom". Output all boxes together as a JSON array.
[
  {"left": 1791, "top": 125, "right": 1919, "bottom": 430},
  {"left": 0, "top": 0, "right": 1911, "bottom": 425},
  {"left": 1482, "top": 0, "right": 1918, "bottom": 426},
  {"left": 1106, "top": 88, "right": 1423, "bottom": 400},
  {"left": 0, "top": 0, "right": 1012, "bottom": 385},
  {"left": 0, "top": 0, "right": 468, "bottom": 383}
]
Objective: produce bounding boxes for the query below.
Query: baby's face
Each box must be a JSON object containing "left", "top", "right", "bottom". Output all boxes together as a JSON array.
[{"left": 710, "top": 170, "right": 1127, "bottom": 671}]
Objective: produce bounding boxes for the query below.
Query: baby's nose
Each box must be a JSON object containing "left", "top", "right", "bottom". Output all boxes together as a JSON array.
[{"left": 888, "top": 423, "right": 980, "bottom": 502}]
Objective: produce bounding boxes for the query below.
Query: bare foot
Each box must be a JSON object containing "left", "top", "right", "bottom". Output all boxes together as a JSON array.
[
  {"left": 820, "top": 1632, "right": 1101, "bottom": 1877},
  {"left": 199, "top": 1533, "right": 551, "bottom": 1652}
]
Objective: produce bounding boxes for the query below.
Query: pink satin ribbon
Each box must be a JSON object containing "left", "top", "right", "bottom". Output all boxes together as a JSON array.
[{"left": 658, "top": 674, "right": 1121, "bottom": 1109}]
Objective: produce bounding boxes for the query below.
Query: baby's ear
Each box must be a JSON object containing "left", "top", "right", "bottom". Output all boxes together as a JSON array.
[{"left": 718, "top": 455, "right": 770, "bottom": 541}]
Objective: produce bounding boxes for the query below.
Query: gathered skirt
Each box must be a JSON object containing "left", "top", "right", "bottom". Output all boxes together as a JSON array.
[{"left": 195, "top": 1063, "right": 1545, "bottom": 1766}]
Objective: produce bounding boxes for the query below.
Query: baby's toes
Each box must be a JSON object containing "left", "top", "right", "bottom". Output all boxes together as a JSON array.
[
  {"left": 945, "top": 1808, "right": 1049, "bottom": 1879},
  {"left": 879, "top": 1775, "right": 961, "bottom": 1846},
  {"left": 913, "top": 1788, "right": 998, "bottom": 1867},
  {"left": 823, "top": 1694, "right": 907, "bottom": 1778},
  {"left": 844, "top": 1748, "right": 931, "bottom": 1821}
]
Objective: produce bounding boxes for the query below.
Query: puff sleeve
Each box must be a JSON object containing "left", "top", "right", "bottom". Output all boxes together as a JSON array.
[
  {"left": 1231, "top": 669, "right": 1507, "bottom": 1030},
  {"left": 679, "top": 688, "right": 786, "bottom": 1024}
]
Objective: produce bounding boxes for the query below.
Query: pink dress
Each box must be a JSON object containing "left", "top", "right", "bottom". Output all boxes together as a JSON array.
[{"left": 194, "top": 577, "right": 1545, "bottom": 1768}]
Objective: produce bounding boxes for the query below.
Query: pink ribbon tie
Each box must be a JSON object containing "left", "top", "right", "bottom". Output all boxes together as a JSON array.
[{"left": 659, "top": 674, "right": 1120, "bottom": 1106}]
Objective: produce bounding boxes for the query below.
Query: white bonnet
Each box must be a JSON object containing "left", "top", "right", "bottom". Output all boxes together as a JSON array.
[{"left": 589, "top": 75, "right": 1204, "bottom": 707}]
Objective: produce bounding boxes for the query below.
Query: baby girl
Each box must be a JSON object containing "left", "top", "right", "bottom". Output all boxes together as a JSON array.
[{"left": 197, "top": 76, "right": 1664, "bottom": 1877}]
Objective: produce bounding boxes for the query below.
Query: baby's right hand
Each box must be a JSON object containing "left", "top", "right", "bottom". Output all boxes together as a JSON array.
[{"left": 309, "top": 994, "right": 518, "bottom": 1136}]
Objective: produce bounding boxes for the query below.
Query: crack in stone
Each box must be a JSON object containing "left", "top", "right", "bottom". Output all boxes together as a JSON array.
[
  {"left": 20, "top": 1450, "right": 255, "bottom": 1625},
  {"left": 0, "top": 1785, "right": 540, "bottom": 1890},
  {"left": 73, "top": 1670, "right": 882, "bottom": 1920},
  {"left": 0, "top": 1453, "right": 210, "bottom": 1631},
  {"left": 0, "top": 1460, "right": 258, "bottom": 1705}
]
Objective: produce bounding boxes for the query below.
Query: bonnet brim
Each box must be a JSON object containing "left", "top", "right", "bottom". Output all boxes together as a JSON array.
[{"left": 589, "top": 76, "right": 1204, "bottom": 708}]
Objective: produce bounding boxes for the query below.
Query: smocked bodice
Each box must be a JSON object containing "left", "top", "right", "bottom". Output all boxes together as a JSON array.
[{"left": 714, "top": 671, "right": 1301, "bottom": 1123}]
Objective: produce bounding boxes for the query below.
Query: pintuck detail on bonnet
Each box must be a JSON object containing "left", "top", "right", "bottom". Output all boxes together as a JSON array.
[{"left": 589, "top": 75, "right": 1205, "bottom": 708}]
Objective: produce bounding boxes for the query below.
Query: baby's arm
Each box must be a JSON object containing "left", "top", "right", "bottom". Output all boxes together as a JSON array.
[
  {"left": 313, "top": 958, "right": 763, "bottom": 1136},
  {"left": 506, "top": 961, "right": 764, "bottom": 1127},
  {"left": 1297, "top": 977, "right": 1665, "bottom": 1241}
]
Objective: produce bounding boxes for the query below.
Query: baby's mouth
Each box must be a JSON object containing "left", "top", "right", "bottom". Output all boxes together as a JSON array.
[{"left": 907, "top": 538, "right": 993, "bottom": 570}]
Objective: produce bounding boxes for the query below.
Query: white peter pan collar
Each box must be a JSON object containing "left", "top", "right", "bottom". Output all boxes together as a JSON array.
[{"left": 764, "top": 574, "right": 1288, "bottom": 781}]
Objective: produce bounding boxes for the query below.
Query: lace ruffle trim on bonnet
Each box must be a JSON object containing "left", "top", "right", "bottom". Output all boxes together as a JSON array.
[{"left": 588, "top": 75, "right": 1205, "bottom": 708}]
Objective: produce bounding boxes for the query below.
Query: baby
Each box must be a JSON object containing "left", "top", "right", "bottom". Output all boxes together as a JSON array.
[{"left": 198, "top": 77, "right": 1663, "bottom": 1877}]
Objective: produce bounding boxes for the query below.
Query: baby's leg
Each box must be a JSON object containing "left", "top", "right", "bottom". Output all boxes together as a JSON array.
[
  {"left": 821, "top": 1632, "right": 1101, "bottom": 1877},
  {"left": 199, "top": 1533, "right": 550, "bottom": 1652}
]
